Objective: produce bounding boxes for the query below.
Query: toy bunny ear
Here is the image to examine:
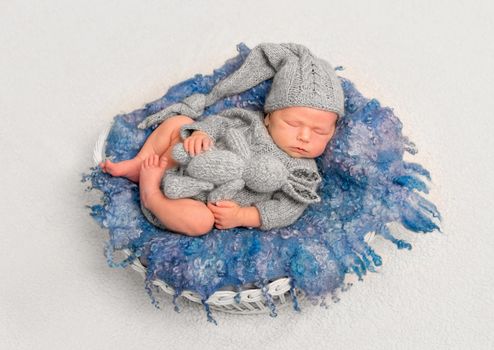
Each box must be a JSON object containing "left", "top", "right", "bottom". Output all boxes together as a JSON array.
[
  {"left": 281, "top": 181, "right": 321, "bottom": 204},
  {"left": 288, "top": 166, "right": 322, "bottom": 187},
  {"left": 281, "top": 166, "right": 322, "bottom": 204}
]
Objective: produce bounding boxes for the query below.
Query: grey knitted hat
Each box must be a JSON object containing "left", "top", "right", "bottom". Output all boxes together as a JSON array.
[{"left": 139, "top": 43, "right": 344, "bottom": 130}]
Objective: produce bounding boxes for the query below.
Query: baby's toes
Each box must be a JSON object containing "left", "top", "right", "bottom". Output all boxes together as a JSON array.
[{"left": 104, "top": 160, "right": 114, "bottom": 173}]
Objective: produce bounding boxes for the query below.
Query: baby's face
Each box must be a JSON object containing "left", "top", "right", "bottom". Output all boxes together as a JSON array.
[{"left": 264, "top": 106, "right": 338, "bottom": 158}]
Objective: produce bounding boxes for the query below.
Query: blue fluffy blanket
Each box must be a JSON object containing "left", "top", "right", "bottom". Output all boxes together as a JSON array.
[{"left": 82, "top": 43, "right": 441, "bottom": 324}]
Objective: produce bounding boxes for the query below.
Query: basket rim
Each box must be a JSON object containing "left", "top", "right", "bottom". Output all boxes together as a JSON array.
[{"left": 123, "top": 249, "right": 306, "bottom": 314}]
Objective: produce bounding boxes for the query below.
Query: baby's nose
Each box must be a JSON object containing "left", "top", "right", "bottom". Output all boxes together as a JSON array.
[{"left": 297, "top": 128, "right": 311, "bottom": 142}]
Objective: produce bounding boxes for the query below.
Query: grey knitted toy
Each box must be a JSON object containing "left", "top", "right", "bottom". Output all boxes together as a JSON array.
[{"left": 163, "top": 127, "right": 322, "bottom": 204}]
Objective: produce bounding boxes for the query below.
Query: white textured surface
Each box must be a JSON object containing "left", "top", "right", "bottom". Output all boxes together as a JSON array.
[{"left": 1, "top": 1, "right": 493, "bottom": 349}]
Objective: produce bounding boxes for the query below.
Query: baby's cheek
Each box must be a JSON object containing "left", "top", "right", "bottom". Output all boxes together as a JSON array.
[
  {"left": 273, "top": 126, "right": 294, "bottom": 140},
  {"left": 314, "top": 137, "right": 328, "bottom": 147},
  {"left": 273, "top": 125, "right": 289, "bottom": 134},
  {"left": 313, "top": 138, "right": 330, "bottom": 155}
]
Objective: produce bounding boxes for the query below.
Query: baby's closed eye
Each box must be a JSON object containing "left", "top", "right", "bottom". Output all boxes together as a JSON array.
[
  {"left": 286, "top": 121, "right": 328, "bottom": 135},
  {"left": 286, "top": 121, "right": 300, "bottom": 127}
]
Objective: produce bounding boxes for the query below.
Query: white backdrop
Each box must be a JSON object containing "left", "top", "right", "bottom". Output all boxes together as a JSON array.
[{"left": 1, "top": 1, "right": 493, "bottom": 349}]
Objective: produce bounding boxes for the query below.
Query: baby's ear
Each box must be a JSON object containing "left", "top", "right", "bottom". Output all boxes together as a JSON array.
[{"left": 263, "top": 113, "right": 271, "bottom": 127}]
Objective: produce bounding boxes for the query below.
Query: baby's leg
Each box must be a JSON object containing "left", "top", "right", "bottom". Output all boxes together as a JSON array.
[
  {"left": 139, "top": 154, "right": 215, "bottom": 236},
  {"left": 100, "top": 115, "right": 194, "bottom": 182}
]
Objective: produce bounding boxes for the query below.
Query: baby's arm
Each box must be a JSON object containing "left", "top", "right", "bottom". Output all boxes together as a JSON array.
[
  {"left": 253, "top": 192, "right": 310, "bottom": 230},
  {"left": 179, "top": 115, "right": 244, "bottom": 144},
  {"left": 207, "top": 201, "right": 262, "bottom": 230},
  {"left": 206, "top": 198, "right": 305, "bottom": 231},
  {"left": 207, "top": 197, "right": 307, "bottom": 231},
  {"left": 178, "top": 113, "right": 246, "bottom": 159},
  {"left": 239, "top": 206, "right": 262, "bottom": 228}
]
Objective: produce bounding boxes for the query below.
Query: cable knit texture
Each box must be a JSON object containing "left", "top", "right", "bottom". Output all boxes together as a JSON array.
[{"left": 140, "top": 108, "right": 322, "bottom": 231}]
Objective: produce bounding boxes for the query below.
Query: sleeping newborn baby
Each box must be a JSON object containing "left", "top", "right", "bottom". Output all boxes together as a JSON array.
[{"left": 99, "top": 43, "right": 344, "bottom": 236}]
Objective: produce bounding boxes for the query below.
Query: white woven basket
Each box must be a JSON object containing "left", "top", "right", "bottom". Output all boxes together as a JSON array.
[
  {"left": 93, "top": 126, "right": 375, "bottom": 314},
  {"left": 124, "top": 249, "right": 306, "bottom": 314}
]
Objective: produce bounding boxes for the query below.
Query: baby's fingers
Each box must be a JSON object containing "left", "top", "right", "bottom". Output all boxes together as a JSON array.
[
  {"left": 184, "top": 136, "right": 200, "bottom": 156},
  {"left": 207, "top": 202, "right": 222, "bottom": 214},
  {"left": 196, "top": 137, "right": 212, "bottom": 155},
  {"left": 193, "top": 137, "right": 205, "bottom": 156},
  {"left": 203, "top": 137, "right": 212, "bottom": 151},
  {"left": 183, "top": 137, "right": 191, "bottom": 155},
  {"left": 207, "top": 202, "right": 216, "bottom": 211}
]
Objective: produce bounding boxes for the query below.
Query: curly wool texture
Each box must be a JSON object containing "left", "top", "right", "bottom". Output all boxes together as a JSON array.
[{"left": 82, "top": 43, "right": 441, "bottom": 325}]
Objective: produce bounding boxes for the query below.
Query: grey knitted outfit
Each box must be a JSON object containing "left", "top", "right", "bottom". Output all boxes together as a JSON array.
[
  {"left": 138, "top": 42, "right": 344, "bottom": 231},
  {"left": 141, "top": 108, "right": 322, "bottom": 230}
]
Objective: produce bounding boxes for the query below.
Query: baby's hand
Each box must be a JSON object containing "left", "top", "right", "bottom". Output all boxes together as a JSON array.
[
  {"left": 184, "top": 131, "right": 213, "bottom": 156},
  {"left": 207, "top": 201, "right": 242, "bottom": 230}
]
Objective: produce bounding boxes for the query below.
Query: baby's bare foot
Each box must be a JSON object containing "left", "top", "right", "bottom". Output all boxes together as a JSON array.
[
  {"left": 139, "top": 154, "right": 168, "bottom": 208},
  {"left": 99, "top": 155, "right": 148, "bottom": 183}
]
